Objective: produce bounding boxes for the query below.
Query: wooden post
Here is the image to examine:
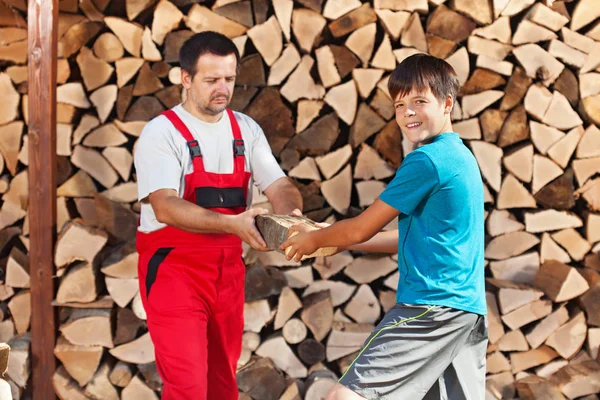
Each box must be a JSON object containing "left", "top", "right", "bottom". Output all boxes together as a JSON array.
[{"left": 28, "top": 0, "right": 58, "bottom": 397}]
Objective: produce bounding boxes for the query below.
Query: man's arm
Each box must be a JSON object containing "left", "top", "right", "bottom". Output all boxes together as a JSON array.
[
  {"left": 262, "top": 176, "right": 303, "bottom": 215},
  {"left": 148, "top": 189, "right": 269, "bottom": 250}
]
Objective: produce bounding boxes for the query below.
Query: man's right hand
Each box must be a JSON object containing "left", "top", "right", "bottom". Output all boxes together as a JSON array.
[{"left": 228, "top": 208, "right": 270, "bottom": 251}]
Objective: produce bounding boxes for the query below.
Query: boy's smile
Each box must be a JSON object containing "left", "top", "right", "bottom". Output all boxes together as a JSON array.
[{"left": 394, "top": 87, "right": 453, "bottom": 144}]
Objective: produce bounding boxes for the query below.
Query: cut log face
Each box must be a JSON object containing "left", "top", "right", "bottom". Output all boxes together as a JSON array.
[
  {"left": 301, "top": 290, "right": 333, "bottom": 343},
  {"left": 274, "top": 287, "right": 302, "bottom": 330},
  {"left": 343, "top": 284, "right": 380, "bottom": 324},
  {"left": 55, "top": 220, "right": 108, "bottom": 268},
  {"left": 248, "top": 16, "right": 283, "bottom": 66},
  {"left": 316, "top": 145, "right": 352, "bottom": 180},
  {"left": 497, "top": 174, "right": 537, "bottom": 209},
  {"left": 534, "top": 260, "right": 590, "bottom": 302},
  {"left": 344, "top": 255, "right": 396, "bottom": 284},
  {"left": 303, "top": 281, "right": 355, "bottom": 307},
  {"left": 54, "top": 335, "right": 103, "bottom": 387},
  {"left": 320, "top": 165, "right": 352, "bottom": 215},
  {"left": 489, "top": 252, "right": 540, "bottom": 285},
  {"left": 108, "top": 361, "right": 134, "bottom": 388},
  {"left": 324, "top": 81, "right": 358, "bottom": 125},
  {"left": 280, "top": 56, "right": 325, "bottom": 103},
  {"left": 268, "top": 45, "right": 301, "bottom": 86},
  {"left": 291, "top": 8, "right": 326, "bottom": 53},
  {"left": 109, "top": 332, "right": 155, "bottom": 364},
  {"left": 60, "top": 309, "right": 113, "bottom": 348},
  {"left": 56, "top": 261, "right": 99, "bottom": 304},
  {"left": 545, "top": 311, "right": 587, "bottom": 360}
]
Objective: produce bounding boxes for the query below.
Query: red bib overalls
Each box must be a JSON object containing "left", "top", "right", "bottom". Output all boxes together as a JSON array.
[{"left": 137, "top": 109, "right": 250, "bottom": 400}]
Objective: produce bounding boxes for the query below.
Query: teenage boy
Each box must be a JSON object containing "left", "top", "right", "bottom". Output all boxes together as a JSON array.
[{"left": 281, "top": 53, "right": 487, "bottom": 400}]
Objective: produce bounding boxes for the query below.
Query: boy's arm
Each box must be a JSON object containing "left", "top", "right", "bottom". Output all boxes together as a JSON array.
[
  {"left": 281, "top": 199, "right": 400, "bottom": 261},
  {"left": 347, "top": 230, "right": 398, "bottom": 253}
]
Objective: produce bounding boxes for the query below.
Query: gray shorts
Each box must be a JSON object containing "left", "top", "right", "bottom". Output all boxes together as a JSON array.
[{"left": 338, "top": 303, "right": 488, "bottom": 400}]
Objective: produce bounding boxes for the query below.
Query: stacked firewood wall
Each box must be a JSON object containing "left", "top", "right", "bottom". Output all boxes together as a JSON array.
[{"left": 1, "top": 0, "right": 600, "bottom": 398}]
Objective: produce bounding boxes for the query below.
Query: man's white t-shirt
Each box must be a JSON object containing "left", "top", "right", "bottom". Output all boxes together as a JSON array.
[{"left": 134, "top": 104, "right": 285, "bottom": 233}]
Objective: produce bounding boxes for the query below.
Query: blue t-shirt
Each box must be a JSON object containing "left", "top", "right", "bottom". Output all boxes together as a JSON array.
[{"left": 379, "top": 132, "right": 486, "bottom": 315}]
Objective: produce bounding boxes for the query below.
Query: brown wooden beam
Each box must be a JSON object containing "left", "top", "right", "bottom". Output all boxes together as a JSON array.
[{"left": 27, "top": 0, "right": 58, "bottom": 397}]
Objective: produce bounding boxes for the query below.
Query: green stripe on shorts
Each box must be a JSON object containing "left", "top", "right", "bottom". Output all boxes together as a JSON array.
[{"left": 339, "top": 305, "right": 437, "bottom": 381}]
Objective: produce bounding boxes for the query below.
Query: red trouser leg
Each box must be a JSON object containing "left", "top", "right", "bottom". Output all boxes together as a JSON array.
[
  {"left": 206, "top": 247, "right": 245, "bottom": 400},
  {"left": 138, "top": 245, "right": 244, "bottom": 400}
]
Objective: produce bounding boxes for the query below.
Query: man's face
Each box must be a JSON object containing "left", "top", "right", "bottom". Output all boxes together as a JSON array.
[
  {"left": 393, "top": 87, "right": 452, "bottom": 144},
  {"left": 182, "top": 53, "right": 237, "bottom": 116}
]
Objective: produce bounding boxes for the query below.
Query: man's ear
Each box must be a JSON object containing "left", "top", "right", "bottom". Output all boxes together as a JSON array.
[{"left": 181, "top": 69, "right": 192, "bottom": 89}]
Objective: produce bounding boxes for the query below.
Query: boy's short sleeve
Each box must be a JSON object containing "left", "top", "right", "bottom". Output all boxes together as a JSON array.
[{"left": 379, "top": 151, "right": 439, "bottom": 215}]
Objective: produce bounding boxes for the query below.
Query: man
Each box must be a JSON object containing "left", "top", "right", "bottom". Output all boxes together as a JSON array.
[{"left": 134, "top": 31, "right": 303, "bottom": 400}]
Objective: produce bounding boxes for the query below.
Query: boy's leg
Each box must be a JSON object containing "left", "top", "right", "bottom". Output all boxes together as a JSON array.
[
  {"left": 326, "top": 383, "right": 367, "bottom": 400},
  {"left": 423, "top": 315, "right": 487, "bottom": 400},
  {"left": 337, "top": 304, "right": 481, "bottom": 400},
  {"left": 206, "top": 248, "right": 245, "bottom": 400}
]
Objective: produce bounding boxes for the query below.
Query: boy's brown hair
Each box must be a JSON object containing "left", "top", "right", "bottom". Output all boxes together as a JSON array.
[{"left": 388, "top": 54, "right": 460, "bottom": 106}]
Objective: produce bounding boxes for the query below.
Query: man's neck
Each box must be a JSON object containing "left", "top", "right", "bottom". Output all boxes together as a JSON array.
[{"left": 182, "top": 100, "right": 223, "bottom": 124}]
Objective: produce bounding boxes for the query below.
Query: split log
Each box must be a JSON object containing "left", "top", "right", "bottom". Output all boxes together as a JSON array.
[
  {"left": 529, "top": 121, "right": 565, "bottom": 154},
  {"left": 511, "top": 345, "right": 559, "bottom": 374},
  {"left": 291, "top": 8, "right": 326, "bottom": 54},
  {"left": 326, "top": 321, "right": 372, "bottom": 362},
  {"left": 54, "top": 335, "right": 103, "bottom": 387},
  {"left": 56, "top": 261, "right": 99, "bottom": 304},
  {"left": 501, "top": 299, "right": 552, "bottom": 331},
  {"left": 525, "top": 210, "right": 583, "bottom": 233},
  {"left": 534, "top": 260, "right": 590, "bottom": 302},
  {"left": 551, "top": 360, "right": 600, "bottom": 399},
  {"left": 310, "top": 164, "right": 349, "bottom": 214},
  {"left": 282, "top": 318, "right": 307, "bottom": 345},
  {"left": 301, "top": 290, "right": 333, "bottom": 342},
  {"left": 122, "top": 375, "right": 158, "bottom": 400},
  {"left": 109, "top": 361, "right": 134, "bottom": 388},
  {"left": 315, "top": 145, "right": 352, "bottom": 180},
  {"left": 485, "top": 231, "right": 540, "bottom": 260},
  {"left": 274, "top": 287, "right": 302, "bottom": 330},
  {"left": 109, "top": 332, "right": 154, "bottom": 364},
  {"left": 59, "top": 308, "right": 113, "bottom": 348},
  {"left": 343, "top": 284, "right": 379, "bottom": 324},
  {"left": 85, "top": 362, "right": 119, "bottom": 400},
  {"left": 255, "top": 215, "right": 337, "bottom": 259},
  {"left": 236, "top": 357, "right": 286, "bottom": 400},
  {"left": 344, "top": 255, "right": 396, "bottom": 284},
  {"left": 545, "top": 311, "right": 587, "bottom": 360},
  {"left": 256, "top": 336, "right": 307, "bottom": 378},
  {"left": 515, "top": 374, "right": 565, "bottom": 399},
  {"left": 298, "top": 338, "right": 325, "bottom": 366},
  {"left": 7, "top": 291, "right": 30, "bottom": 335}
]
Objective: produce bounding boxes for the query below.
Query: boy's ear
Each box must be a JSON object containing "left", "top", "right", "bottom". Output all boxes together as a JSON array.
[{"left": 444, "top": 94, "right": 454, "bottom": 114}]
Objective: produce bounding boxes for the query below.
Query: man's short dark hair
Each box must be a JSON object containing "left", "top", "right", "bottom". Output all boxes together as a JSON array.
[
  {"left": 388, "top": 53, "right": 460, "bottom": 105},
  {"left": 179, "top": 31, "right": 240, "bottom": 77}
]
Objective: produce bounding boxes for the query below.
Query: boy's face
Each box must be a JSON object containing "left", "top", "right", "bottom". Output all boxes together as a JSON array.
[{"left": 393, "top": 87, "right": 453, "bottom": 144}]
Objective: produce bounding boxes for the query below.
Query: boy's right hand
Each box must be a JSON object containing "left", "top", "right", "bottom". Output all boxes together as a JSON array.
[{"left": 229, "top": 208, "right": 270, "bottom": 251}]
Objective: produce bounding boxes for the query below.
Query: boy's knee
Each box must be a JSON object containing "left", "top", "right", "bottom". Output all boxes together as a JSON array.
[{"left": 326, "top": 383, "right": 367, "bottom": 400}]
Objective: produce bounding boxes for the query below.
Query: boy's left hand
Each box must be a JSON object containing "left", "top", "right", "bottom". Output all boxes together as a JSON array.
[{"left": 281, "top": 224, "right": 319, "bottom": 262}]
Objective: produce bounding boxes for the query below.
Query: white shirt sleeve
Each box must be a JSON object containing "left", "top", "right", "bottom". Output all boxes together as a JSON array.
[
  {"left": 134, "top": 116, "right": 184, "bottom": 201},
  {"left": 244, "top": 117, "right": 286, "bottom": 192}
]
